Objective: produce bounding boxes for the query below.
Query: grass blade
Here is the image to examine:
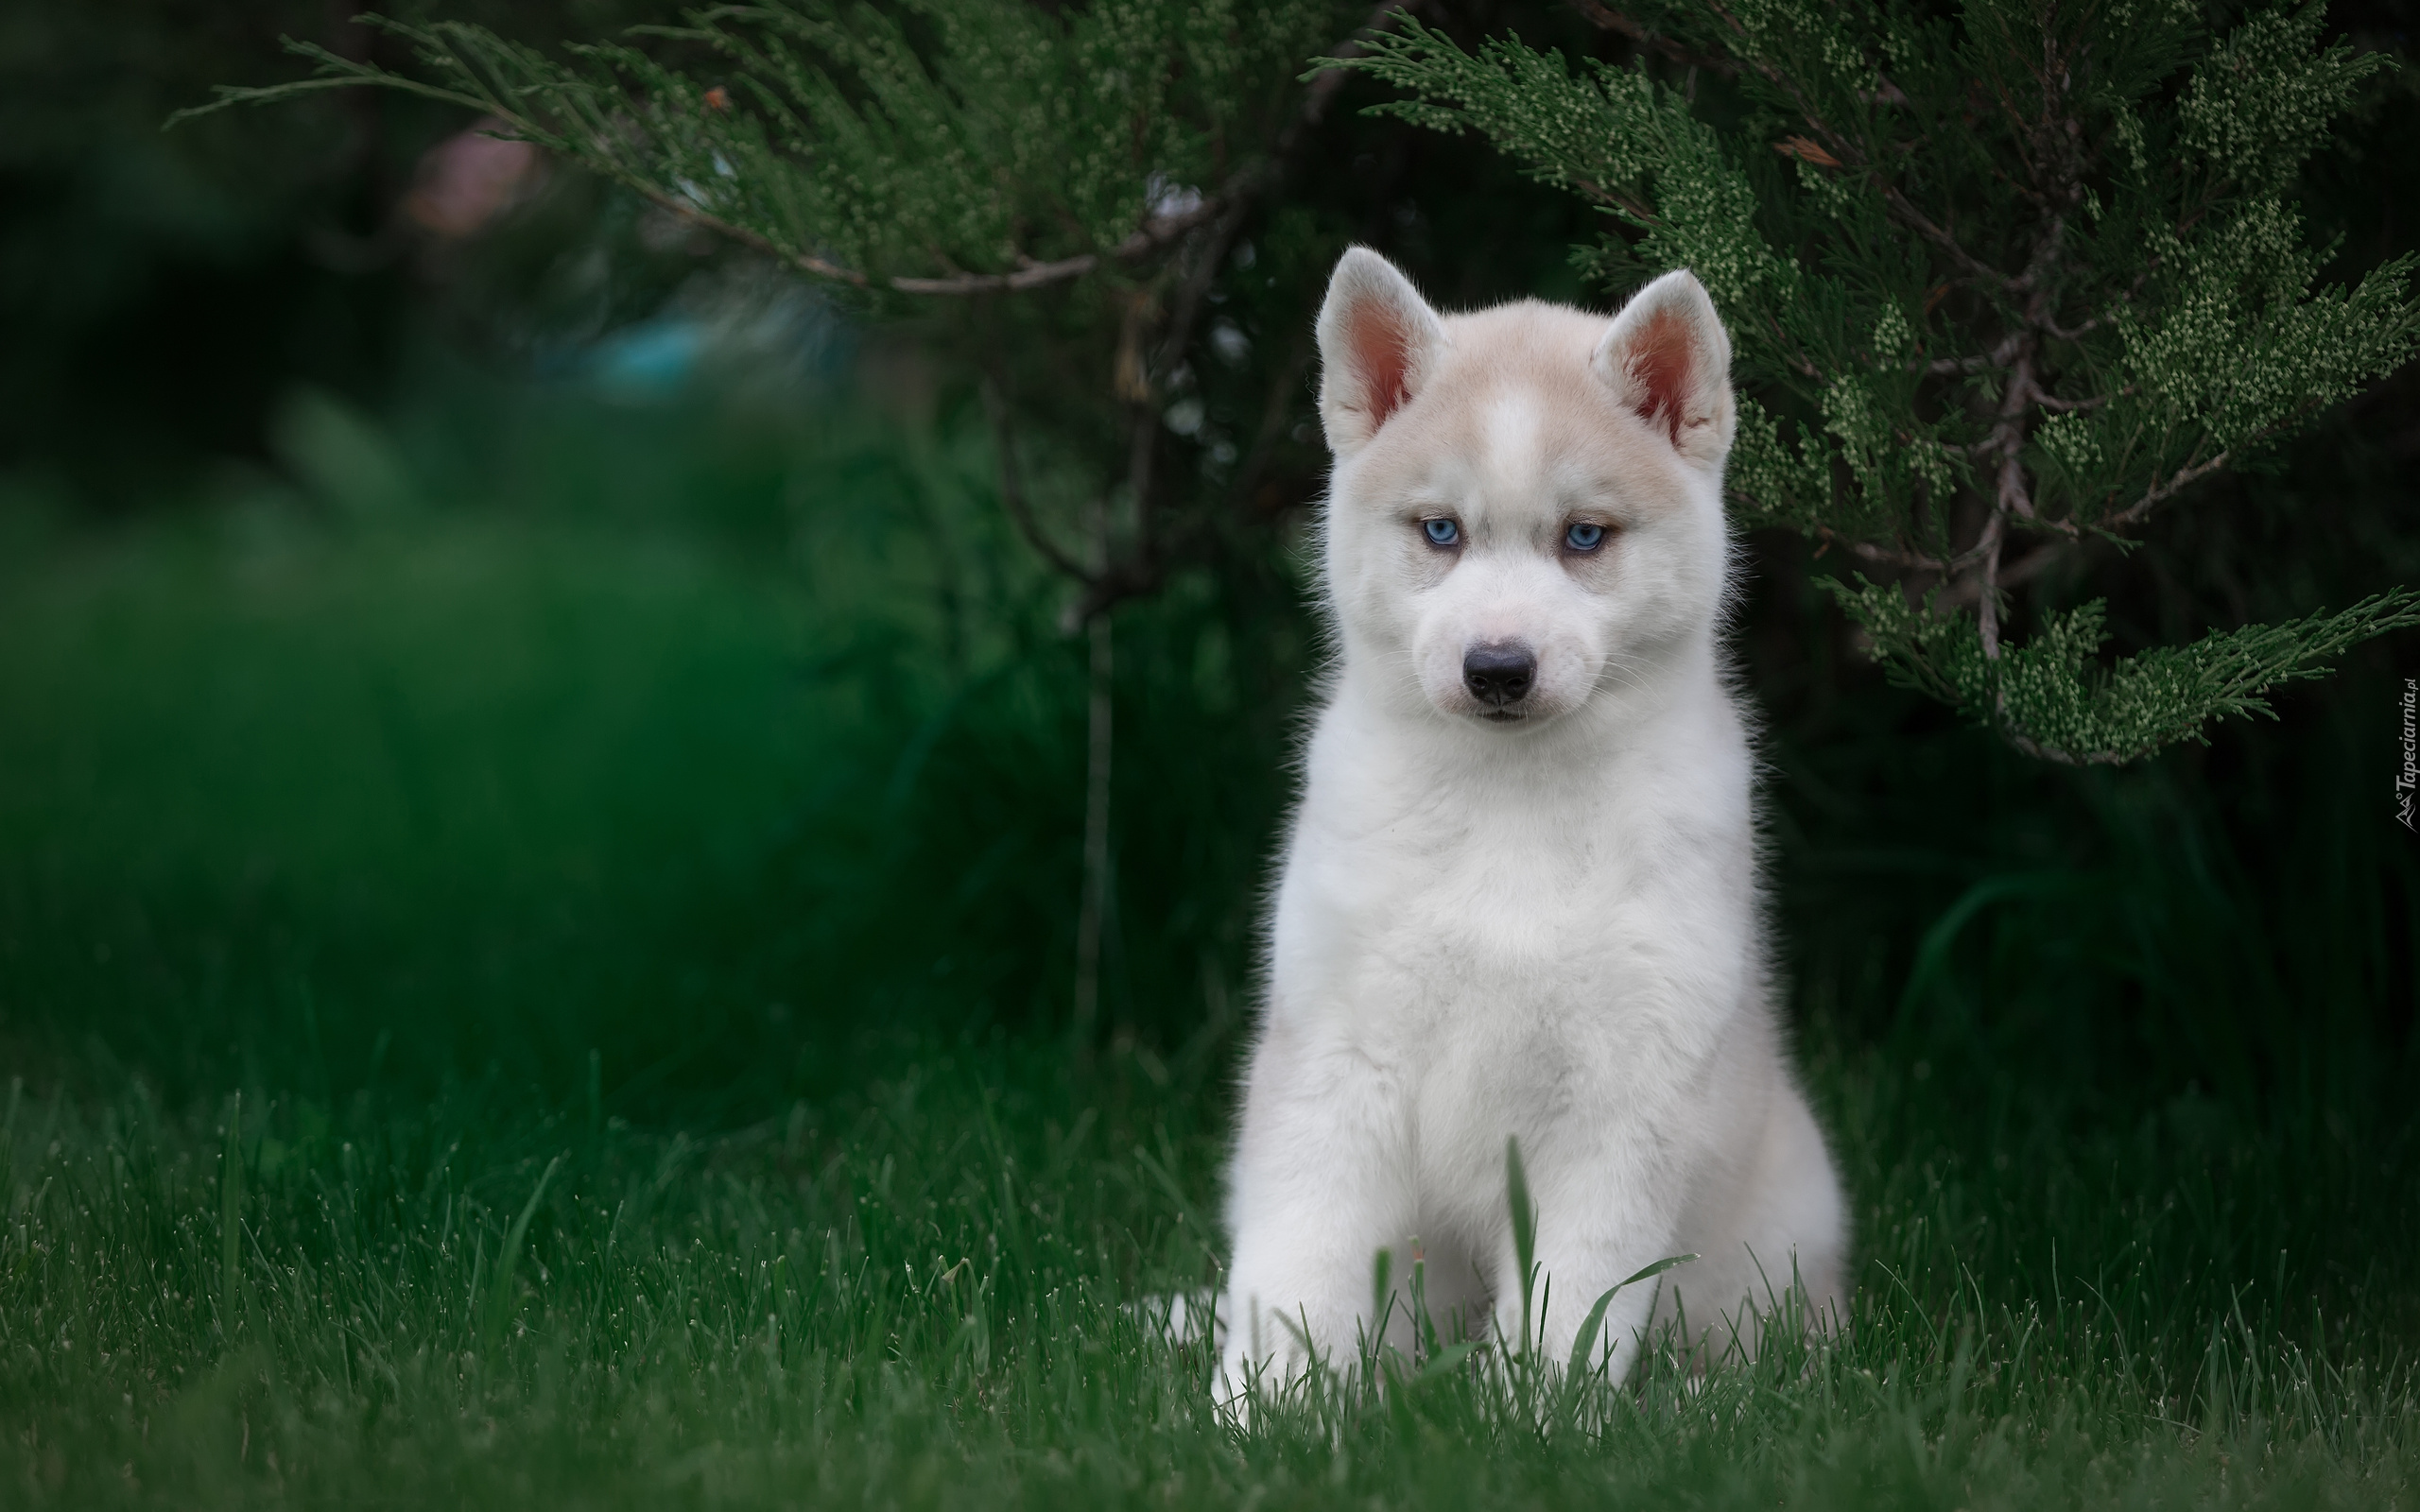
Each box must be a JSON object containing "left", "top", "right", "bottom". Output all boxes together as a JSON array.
[
  {"left": 1566, "top": 1254, "right": 1698, "bottom": 1382},
  {"left": 482, "top": 1153, "right": 562, "bottom": 1349},
  {"left": 1506, "top": 1137, "right": 1536, "bottom": 1354},
  {"left": 1414, "top": 1339, "right": 1480, "bottom": 1384},
  {"left": 218, "top": 1091, "right": 246, "bottom": 1342}
]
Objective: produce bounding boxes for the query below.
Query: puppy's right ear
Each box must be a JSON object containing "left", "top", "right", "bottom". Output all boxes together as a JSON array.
[{"left": 1316, "top": 248, "right": 1446, "bottom": 456}]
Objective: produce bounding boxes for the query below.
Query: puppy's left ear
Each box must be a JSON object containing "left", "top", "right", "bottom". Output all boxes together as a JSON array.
[{"left": 1592, "top": 270, "right": 1736, "bottom": 467}]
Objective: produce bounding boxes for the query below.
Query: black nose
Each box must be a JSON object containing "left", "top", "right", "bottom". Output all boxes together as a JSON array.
[{"left": 1462, "top": 643, "right": 1536, "bottom": 709}]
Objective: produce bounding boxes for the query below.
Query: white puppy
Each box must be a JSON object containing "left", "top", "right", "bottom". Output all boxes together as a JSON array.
[{"left": 1216, "top": 249, "right": 1844, "bottom": 1403}]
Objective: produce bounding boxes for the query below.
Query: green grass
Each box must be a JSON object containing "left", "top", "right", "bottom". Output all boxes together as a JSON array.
[{"left": 0, "top": 387, "right": 2413, "bottom": 1506}]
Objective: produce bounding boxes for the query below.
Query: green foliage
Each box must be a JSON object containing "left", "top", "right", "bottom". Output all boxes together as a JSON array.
[
  {"left": 1348, "top": 22, "right": 1796, "bottom": 325},
  {"left": 1826, "top": 576, "right": 2420, "bottom": 762},
  {"left": 173, "top": 1, "right": 1351, "bottom": 291},
  {"left": 1339, "top": 3, "right": 2420, "bottom": 763}
]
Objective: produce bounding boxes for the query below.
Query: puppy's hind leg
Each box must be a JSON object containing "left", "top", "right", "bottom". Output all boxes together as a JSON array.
[{"left": 1661, "top": 1081, "right": 1846, "bottom": 1367}]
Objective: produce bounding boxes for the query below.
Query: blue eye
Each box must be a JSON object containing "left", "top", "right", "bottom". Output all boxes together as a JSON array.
[
  {"left": 1422, "top": 518, "right": 1461, "bottom": 547},
  {"left": 1564, "top": 521, "right": 1607, "bottom": 552}
]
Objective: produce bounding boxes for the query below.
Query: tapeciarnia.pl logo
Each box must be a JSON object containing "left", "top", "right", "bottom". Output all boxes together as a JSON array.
[{"left": 2400, "top": 678, "right": 2418, "bottom": 832}]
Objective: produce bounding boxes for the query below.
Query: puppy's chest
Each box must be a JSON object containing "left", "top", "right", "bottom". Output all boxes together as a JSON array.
[{"left": 1288, "top": 799, "right": 1641, "bottom": 1027}]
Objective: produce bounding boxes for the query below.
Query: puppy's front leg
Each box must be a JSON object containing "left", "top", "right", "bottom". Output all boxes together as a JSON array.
[
  {"left": 1507, "top": 1132, "right": 1685, "bottom": 1385},
  {"left": 1218, "top": 1035, "right": 1409, "bottom": 1404}
]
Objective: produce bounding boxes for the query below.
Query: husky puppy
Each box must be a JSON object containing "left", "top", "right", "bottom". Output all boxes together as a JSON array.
[{"left": 1216, "top": 249, "right": 1844, "bottom": 1401}]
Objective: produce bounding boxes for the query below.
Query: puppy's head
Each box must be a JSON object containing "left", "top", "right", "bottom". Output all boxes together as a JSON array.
[{"left": 1314, "top": 247, "right": 1737, "bottom": 730}]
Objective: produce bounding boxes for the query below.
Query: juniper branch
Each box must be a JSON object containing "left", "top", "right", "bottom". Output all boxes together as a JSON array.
[{"left": 1349, "top": 3, "right": 2420, "bottom": 762}]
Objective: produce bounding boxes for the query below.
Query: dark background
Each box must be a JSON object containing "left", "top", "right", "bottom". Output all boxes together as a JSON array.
[{"left": 2, "top": 0, "right": 2415, "bottom": 1331}]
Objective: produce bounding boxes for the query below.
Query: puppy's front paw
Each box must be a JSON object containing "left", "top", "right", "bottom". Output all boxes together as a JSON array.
[{"left": 1212, "top": 1292, "right": 1322, "bottom": 1422}]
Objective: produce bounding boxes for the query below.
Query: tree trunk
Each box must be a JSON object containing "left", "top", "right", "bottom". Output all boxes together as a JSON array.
[{"left": 1072, "top": 609, "right": 1114, "bottom": 1047}]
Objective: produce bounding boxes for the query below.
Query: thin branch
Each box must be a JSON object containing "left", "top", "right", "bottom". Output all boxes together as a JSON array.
[
  {"left": 637, "top": 185, "right": 1227, "bottom": 296},
  {"left": 2029, "top": 389, "right": 2107, "bottom": 414},
  {"left": 1810, "top": 527, "right": 1950, "bottom": 574},
  {"left": 979, "top": 381, "right": 1097, "bottom": 586},
  {"left": 1152, "top": 201, "right": 1256, "bottom": 382},
  {"left": 1227, "top": 335, "right": 1318, "bottom": 514},
  {"left": 1935, "top": 538, "right": 2067, "bottom": 608},
  {"left": 1973, "top": 505, "right": 2009, "bottom": 659},
  {"left": 1879, "top": 186, "right": 2020, "bottom": 296},
  {"left": 1999, "top": 727, "right": 2128, "bottom": 767},
  {"left": 887, "top": 196, "right": 1231, "bottom": 295},
  {"left": 625, "top": 182, "right": 869, "bottom": 285},
  {"left": 2102, "top": 450, "right": 2232, "bottom": 529},
  {"left": 1855, "top": 541, "right": 1945, "bottom": 572},
  {"left": 1126, "top": 399, "right": 1162, "bottom": 567},
  {"left": 892, "top": 252, "right": 1098, "bottom": 297},
  {"left": 1563, "top": 172, "right": 1661, "bottom": 226},
  {"left": 1570, "top": 2, "right": 1740, "bottom": 76},
  {"left": 1976, "top": 319, "right": 2043, "bottom": 655},
  {"left": 1070, "top": 576, "right": 1115, "bottom": 1040}
]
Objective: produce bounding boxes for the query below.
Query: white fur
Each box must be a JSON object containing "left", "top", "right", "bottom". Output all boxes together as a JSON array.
[{"left": 1215, "top": 249, "right": 1845, "bottom": 1404}]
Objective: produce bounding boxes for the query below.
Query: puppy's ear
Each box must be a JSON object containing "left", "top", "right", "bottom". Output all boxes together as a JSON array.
[
  {"left": 1592, "top": 270, "right": 1736, "bottom": 466},
  {"left": 1316, "top": 247, "right": 1447, "bottom": 455}
]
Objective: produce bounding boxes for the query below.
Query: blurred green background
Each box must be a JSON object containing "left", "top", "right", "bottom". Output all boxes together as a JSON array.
[
  {"left": 1, "top": 3, "right": 2418, "bottom": 1502},
  {"left": 6, "top": 0, "right": 2411, "bottom": 1139}
]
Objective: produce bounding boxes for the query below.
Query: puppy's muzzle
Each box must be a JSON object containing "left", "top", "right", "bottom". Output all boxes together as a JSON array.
[{"left": 1462, "top": 642, "right": 1536, "bottom": 712}]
